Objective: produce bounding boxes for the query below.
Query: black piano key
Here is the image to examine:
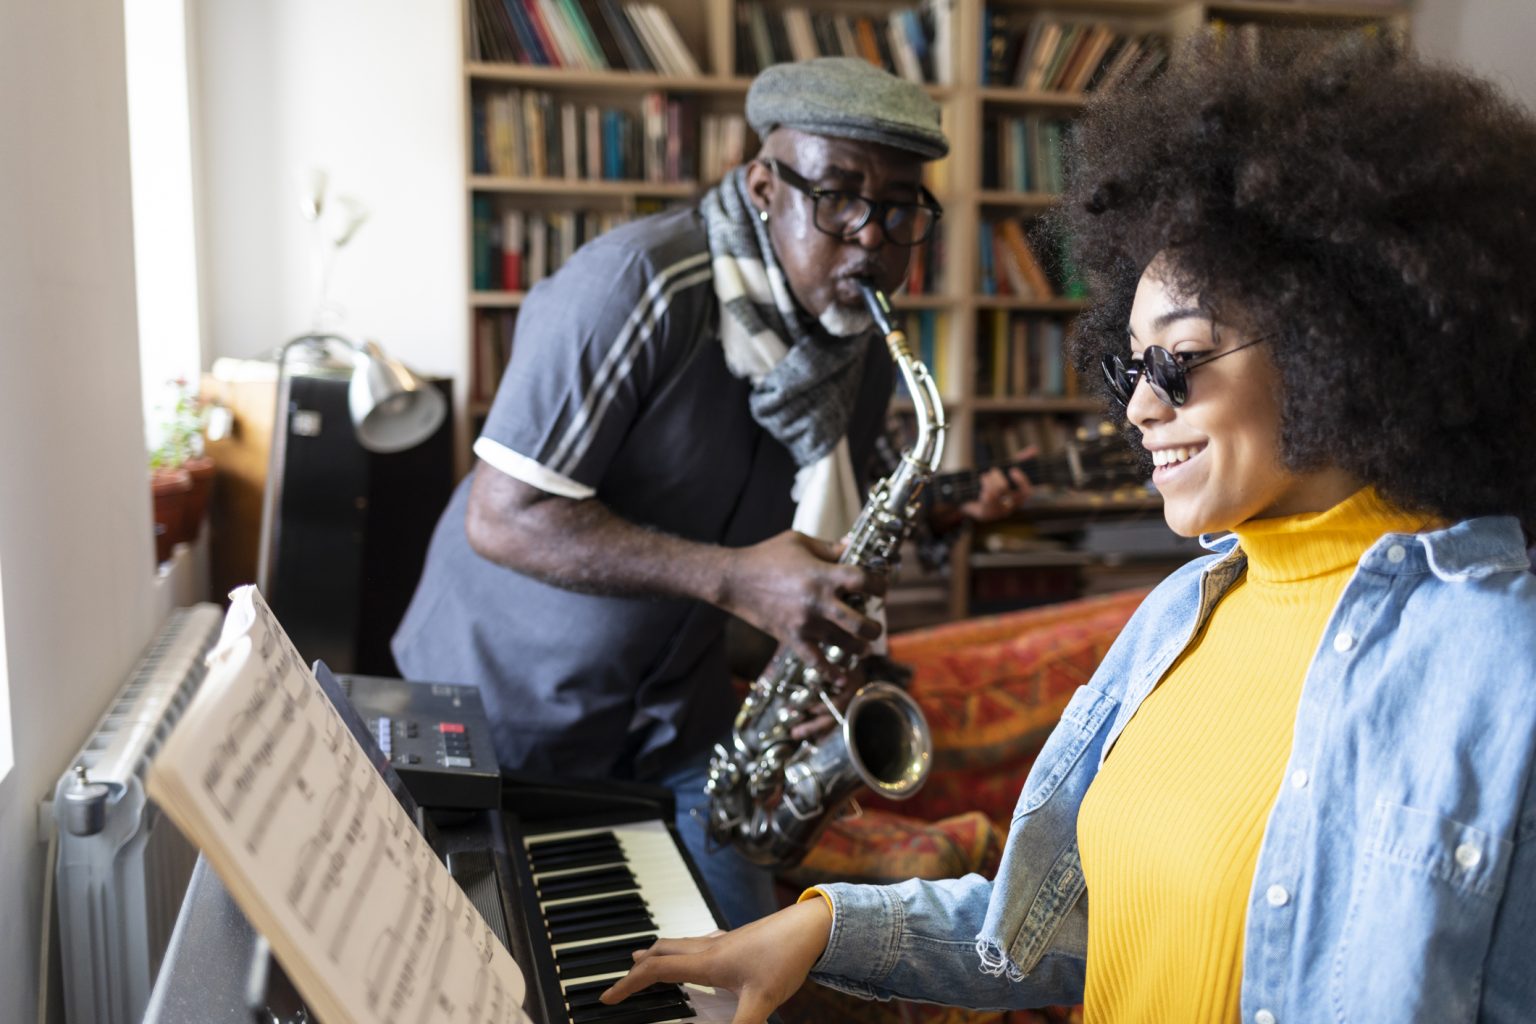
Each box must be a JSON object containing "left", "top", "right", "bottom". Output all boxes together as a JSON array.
[
  {"left": 558, "top": 955, "right": 644, "bottom": 980},
  {"left": 544, "top": 894, "right": 648, "bottom": 926},
  {"left": 568, "top": 1000, "right": 697, "bottom": 1024},
  {"left": 568, "top": 985, "right": 687, "bottom": 1012},
  {"left": 549, "top": 910, "right": 657, "bottom": 944},
  {"left": 528, "top": 835, "right": 617, "bottom": 859},
  {"left": 564, "top": 980, "right": 674, "bottom": 1002},
  {"left": 539, "top": 867, "right": 638, "bottom": 901},
  {"left": 568, "top": 991, "right": 692, "bottom": 1023},
  {"left": 529, "top": 835, "right": 623, "bottom": 866},
  {"left": 531, "top": 848, "right": 631, "bottom": 874},
  {"left": 555, "top": 935, "right": 657, "bottom": 978},
  {"left": 555, "top": 935, "right": 658, "bottom": 964}
]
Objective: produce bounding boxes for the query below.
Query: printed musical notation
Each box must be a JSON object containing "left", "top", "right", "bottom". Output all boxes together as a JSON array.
[{"left": 147, "top": 586, "right": 531, "bottom": 1024}]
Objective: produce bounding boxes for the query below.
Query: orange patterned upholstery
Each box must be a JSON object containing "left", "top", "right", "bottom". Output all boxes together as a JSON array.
[{"left": 780, "top": 588, "right": 1148, "bottom": 1024}]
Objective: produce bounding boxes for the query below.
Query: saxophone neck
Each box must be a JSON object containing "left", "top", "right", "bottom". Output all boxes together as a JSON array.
[{"left": 856, "top": 279, "right": 946, "bottom": 476}]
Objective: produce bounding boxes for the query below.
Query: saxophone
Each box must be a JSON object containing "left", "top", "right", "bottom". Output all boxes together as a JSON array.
[{"left": 704, "top": 279, "right": 947, "bottom": 868}]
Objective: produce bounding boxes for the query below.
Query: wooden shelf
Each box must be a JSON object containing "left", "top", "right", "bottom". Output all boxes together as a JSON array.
[
  {"left": 972, "top": 396, "right": 1102, "bottom": 414},
  {"left": 974, "top": 295, "right": 1087, "bottom": 311},
  {"left": 472, "top": 290, "right": 527, "bottom": 307},
  {"left": 466, "top": 63, "right": 752, "bottom": 92},
  {"left": 977, "top": 189, "right": 1061, "bottom": 210},
  {"left": 977, "top": 87, "right": 1088, "bottom": 109},
  {"left": 893, "top": 293, "right": 950, "bottom": 309},
  {"left": 1206, "top": 1, "right": 1409, "bottom": 20},
  {"left": 469, "top": 175, "right": 702, "bottom": 197}
]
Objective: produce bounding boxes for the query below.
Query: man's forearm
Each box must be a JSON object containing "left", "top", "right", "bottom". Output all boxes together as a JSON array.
[{"left": 469, "top": 489, "right": 732, "bottom": 605}]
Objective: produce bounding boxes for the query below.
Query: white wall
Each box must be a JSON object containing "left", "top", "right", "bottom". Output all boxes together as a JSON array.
[
  {"left": 194, "top": 0, "right": 468, "bottom": 391},
  {"left": 1416, "top": 0, "right": 1536, "bottom": 110},
  {"left": 0, "top": 1, "right": 181, "bottom": 1019}
]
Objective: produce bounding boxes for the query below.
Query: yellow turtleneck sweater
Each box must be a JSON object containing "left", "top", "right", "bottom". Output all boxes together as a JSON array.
[{"left": 1075, "top": 488, "right": 1431, "bottom": 1023}]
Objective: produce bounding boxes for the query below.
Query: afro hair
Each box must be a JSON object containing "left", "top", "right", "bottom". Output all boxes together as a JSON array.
[{"left": 1057, "top": 31, "right": 1536, "bottom": 531}]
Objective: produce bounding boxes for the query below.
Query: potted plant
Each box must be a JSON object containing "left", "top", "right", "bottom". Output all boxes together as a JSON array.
[{"left": 148, "top": 379, "right": 215, "bottom": 562}]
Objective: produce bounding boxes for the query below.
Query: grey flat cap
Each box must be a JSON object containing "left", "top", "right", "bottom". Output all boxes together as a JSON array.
[{"left": 746, "top": 57, "right": 948, "bottom": 161}]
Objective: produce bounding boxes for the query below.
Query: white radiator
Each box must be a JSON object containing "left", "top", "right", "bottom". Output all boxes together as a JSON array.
[{"left": 49, "top": 603, "right": 224, "bottom": 1024}]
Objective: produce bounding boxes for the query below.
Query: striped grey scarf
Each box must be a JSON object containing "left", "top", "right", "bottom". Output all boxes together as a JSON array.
[{"left": 700, "top": 166, "right": 871, "bottom": 468}]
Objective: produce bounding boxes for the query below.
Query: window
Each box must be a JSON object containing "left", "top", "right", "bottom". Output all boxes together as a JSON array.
[{"left": 124, "top": 0, "right": 203, "bottom": 445}]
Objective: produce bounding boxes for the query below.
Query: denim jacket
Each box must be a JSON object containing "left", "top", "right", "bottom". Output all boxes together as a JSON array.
[{"left": 814, "top": 515, "right": 1536, "bottom": 1023}]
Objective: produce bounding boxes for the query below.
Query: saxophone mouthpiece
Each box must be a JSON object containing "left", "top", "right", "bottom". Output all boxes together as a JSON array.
[{"left": 856, "top": 279, "right": 897, "bottom": 337}]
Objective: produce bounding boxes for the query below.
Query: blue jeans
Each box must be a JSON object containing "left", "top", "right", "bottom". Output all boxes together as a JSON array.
[{"left": 658, "top": 747, "right": 778, "bottom": 930}]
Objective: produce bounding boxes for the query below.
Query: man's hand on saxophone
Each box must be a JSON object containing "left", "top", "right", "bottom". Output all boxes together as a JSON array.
[
  {"left": 600, "top": 898, "right": 834, "bottom": 1024},
  {"left": 715, "top": 529, "right": 886, "bottom": 681}
]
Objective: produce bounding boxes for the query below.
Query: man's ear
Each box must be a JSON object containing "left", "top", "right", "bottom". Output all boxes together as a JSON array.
[{"left": 744, "top": 156, "right": 774, "bottom": 217}]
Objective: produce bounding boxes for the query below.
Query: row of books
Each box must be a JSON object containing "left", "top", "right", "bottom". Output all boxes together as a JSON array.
[
  {"left": 983, "top": 13, "right": 1169, "bottom": 93},
  {"left": 474, "top": 88, "right": 745, "bottom": 183},
  {"left": 979, "top": 217, "right": 1056, "bottom": 300},
  {"left": 903, "top": 230, "right": 944, "bottom": 297},
  {"left": 892, "top": 310, "right": 952, "bottom": 398},
  {"left": 981, "top": 114, "right": 1069, "bottom": 194},
  {"left": 971, "top": 414, "right": 1084, "bottom": 473},
  {"left": 735, "top": 2, "right": 951, "bottom": 85},
  {"left": 975, "top": 311, "right": 1074, "bottom": 399},
  {"left": 472, "top": 309, "right": 517, "bottom": 405},
  {"left": 469, "top": 0, "right": 700, "bottom": 75},
  {"left": 472, "top": 198, "right": 668, "bottom": 292},
  {"left": 1204, "top": 18, "right": 1397, "bottom": 62}
]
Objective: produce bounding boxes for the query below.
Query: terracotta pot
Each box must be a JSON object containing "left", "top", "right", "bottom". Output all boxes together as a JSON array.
[
  {"left": 151, "top": 468, "right": 193, "bottom": 564},
  {"left": 182, "top": 455, "right": 216, "bottom": 540}
]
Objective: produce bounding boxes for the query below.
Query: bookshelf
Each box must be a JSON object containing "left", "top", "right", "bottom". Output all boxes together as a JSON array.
[{"left": 459, "top": 0, "right": 1411, "bottom": 624}]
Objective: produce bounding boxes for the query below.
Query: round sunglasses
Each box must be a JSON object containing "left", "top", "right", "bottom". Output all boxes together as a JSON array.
[{"left": 1101, "top": 336, "right": 1268, "bottom": 409}]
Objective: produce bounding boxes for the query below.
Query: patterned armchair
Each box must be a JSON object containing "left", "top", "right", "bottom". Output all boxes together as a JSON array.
[{"left": 776, "top": 588, "right": 1150, "bottom": 1024}]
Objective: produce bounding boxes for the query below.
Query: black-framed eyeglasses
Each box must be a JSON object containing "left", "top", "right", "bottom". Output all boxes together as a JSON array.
[
  {"left": 1101, "top": 335, "right": 1268, "bottom": 409},
  {"left": 760, "top": 157, "right": 943, "bottom": 247}
]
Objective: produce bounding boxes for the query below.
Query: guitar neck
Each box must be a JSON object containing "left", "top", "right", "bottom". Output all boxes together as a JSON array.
[{"left": 929, "top": 450, "right": 1080, "bottom": 506}]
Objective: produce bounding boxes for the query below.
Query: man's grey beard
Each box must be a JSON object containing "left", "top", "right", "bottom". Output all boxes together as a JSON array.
[{"left": 819, "top": 303, "right": 874, "bottom": 337}]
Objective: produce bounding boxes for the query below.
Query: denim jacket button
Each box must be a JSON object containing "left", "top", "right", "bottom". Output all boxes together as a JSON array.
[
  {"left": 1455, "top": 843, "right": 1482, "bottom": 869},
  {"left": 1387, "top": 543, "right": 1407, "bottom": 563},
  {"left": 1289, "top": 769, "right": 1309, "bottom": 789},
  {"left": 1265, "top": 884, "right": 1290, "bottom": 907},
  {"left": 1255, "top": 1009, "right": 1277, "bottom": 1024},
  {"left": 1333, "top": 631, "right": 1355, "bottom": 652}
]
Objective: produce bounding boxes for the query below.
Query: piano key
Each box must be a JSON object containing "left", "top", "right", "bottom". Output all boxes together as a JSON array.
[
  {"left": 529, "top": 834, "right": 624, "bottom": 865},
  {"left": 565, "top": 980, "right": 684, "bottom": 1007},
  {"left": 544, "top": 893, "right": 649, "bottom": 926},
  {"left": 564, "top": 982, "right": 694, "bottom": 1024},
  {"left": 533, "top": 848, "right": 634, "bottom": 873},
  {"left": 528, "top": 835, "right": 617, "bottom": 859},
  {"left": 570, "top": 1004, "right": 698, "bottom": 1024},
  {"left": 549, "top": 909, "right": 658, "bottom": 944},
  {"left": 555, "top": 934, "right": 657, "bottom": 965},
  {"left": 539, "top": 866, "right": 639, "bottom": 901}
]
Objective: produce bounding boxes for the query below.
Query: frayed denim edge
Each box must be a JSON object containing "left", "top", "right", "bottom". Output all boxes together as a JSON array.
[{"left": 975, "top": 939, "right": 1024, "bottom": 982}]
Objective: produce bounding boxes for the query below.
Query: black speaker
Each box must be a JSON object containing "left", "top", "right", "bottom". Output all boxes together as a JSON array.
[{"left": 266, "top": 370, "right": 454, "bottom": 676}]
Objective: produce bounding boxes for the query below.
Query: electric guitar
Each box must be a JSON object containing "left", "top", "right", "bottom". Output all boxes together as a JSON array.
[{"left": 927, "top": 422, "right": 1148, "bottom": 507}]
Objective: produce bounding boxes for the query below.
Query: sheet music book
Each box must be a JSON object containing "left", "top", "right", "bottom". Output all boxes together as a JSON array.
[{"left": 146, "top": 586, "right": 533, "bottom": 1024}]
